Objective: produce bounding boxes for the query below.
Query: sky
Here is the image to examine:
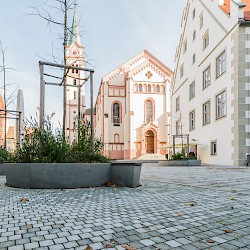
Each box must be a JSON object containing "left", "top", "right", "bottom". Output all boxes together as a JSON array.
[{"left": 0, "top": 0, "right": 186, "bottom": 126}]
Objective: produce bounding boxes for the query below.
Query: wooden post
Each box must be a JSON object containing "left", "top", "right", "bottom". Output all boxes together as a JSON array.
[
  {"left": 77, "top": 84, "right": 81, "bottom": 142},
  {"left": 173, "top": 135, "right": 175, "bottom": 155},
  {"left": 90, "top": 72, "right": 94, "bottom": 154},
  {"left": 39, "top": 62, "right": 45, "bottom": 130}
]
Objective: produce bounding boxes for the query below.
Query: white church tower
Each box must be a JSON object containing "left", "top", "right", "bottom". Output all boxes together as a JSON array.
[{"left": 65, "top": 7, "right": 85, "bottom": 142}]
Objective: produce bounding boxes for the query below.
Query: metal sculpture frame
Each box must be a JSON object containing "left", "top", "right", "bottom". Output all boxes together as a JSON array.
[
  {"left": 39, "top": 61, "right": 95, "bottom": 153},
  {"left": 172, "top": 134, "right": 189, "bottom": 156},
  {"left": 0, "top": 109, "right": 22, "bottom": 147}
]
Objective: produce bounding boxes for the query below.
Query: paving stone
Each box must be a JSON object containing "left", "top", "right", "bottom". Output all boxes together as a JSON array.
[
  {"left": 0, "top": 166, "right": 249, "bottom": 250},
  {"left": 48, "top": 244, "right": 65, "bottom": 250},
  {"left": 165, "top": 239, "right": 182, "bottom": 247},
  {"left": 140, "top": 239, "right": 155, "bottom": 246},
  {"left": 24, "top": 242, "right": 39, "bottom": 249}
]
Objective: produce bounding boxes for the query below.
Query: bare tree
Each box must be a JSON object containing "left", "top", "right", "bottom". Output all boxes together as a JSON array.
[
  {"left": 0, "top": 42, "right": 19, "bottom": 148},
  {"left": 30, "top": 0, "right": 78, "bottom": 139}
]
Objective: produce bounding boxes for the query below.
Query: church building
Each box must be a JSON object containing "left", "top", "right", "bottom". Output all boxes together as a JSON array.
[{"left": 95, "top": 50, "right": 173, "bottom": 159}]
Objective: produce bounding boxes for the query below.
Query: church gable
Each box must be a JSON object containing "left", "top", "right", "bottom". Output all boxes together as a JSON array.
[
  {"left": 103, "top": 50, "right": 172, "bottom": 82},
  {"left": 128, "top": 60, "right": 171, "bottom": 83}
]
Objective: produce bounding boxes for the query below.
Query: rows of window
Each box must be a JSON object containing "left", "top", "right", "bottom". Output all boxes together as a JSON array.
[
  {"left": 176, "top": 90, "right": 226, "bottom": 133},
  {"left": 181, "top": 9, "right": 211, "bottom": 77},
  {"left": 187, "top": 51, "right": 226, "bottom": 101},
  {"left": 71, "top": 64, "right": 79, "bottom": 74},
  {"left": 111, "top": 98, "right": 155, "bottom": 126},
  {"left": 134, "top": 84, "right": 165, "bottom": 93}
]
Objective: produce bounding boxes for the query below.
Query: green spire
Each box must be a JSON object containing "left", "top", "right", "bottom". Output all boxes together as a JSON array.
[{"left": 69, "top": 6, "right": 81, "bottom": 45}]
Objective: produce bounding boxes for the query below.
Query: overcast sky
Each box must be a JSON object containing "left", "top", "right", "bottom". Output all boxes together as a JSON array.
[{"left": 0, "top": 0, "right": 186, "bottom": 126}]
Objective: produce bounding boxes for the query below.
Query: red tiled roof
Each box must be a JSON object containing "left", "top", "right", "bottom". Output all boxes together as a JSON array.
[
  {"left": 242, "top": 0, "right": 250, "bottom": 21},
  {"left": 219, "top": 0, "right": 250, "bottom": 21},
  {"left": 219, "top": 0, "right": 230, "bottom": 14}
]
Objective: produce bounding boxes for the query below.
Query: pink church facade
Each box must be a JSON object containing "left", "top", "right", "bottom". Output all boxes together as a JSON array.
[{"left": 95, "top": 50, "right": 173, "bottom": 160}]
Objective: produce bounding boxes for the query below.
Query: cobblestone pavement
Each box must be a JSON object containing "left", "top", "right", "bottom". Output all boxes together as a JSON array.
[{"left": 0, "top": 164, "right": 250, "bottom": 250}]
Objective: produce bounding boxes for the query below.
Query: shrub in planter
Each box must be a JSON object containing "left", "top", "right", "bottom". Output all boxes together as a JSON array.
[{"left": 1, "top": 115, "right": 109, "bottom": 163}]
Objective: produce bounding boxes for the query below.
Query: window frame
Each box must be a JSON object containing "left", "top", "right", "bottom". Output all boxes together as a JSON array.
[
  {"left": 189, "top": 110, "right": 195, "bottom": 131},
  {"left": 216, "top": 90, "right": 227, "bottom": 120},
  {"left": 176, "top": 96, "right": 180, "bottom": 112},
  {"left": 211, "top": 140, "right": 217, "bottom": 156},
  {"left": 216, "top": 51, "right": 226, "bottom": 78},
  {"left": 203, "top": 100, "right": 211, "bottom": 125},
  {"left": 189, "top": 82, "right": 195, "bottom": 100},
  {"left": 180, "top": 64, "right": 184, "bottom": 78},
  {"left": 193, "top": 30, "right": 196, "bottom": 41},
  {"left": 203, "top": 66, "right": 211, "bottom": 90},
  {"left": 200, "top": 12, "right": 203, "bottom": 29},
  {"left": 203, "top": 30, "right": 209, "bottom": 50},
  {"left": 112, "top": 102, "right": 121, "bottom": 126},
  {"left": 176, "top": 119, "right": 181, "bottom": 135},
  {"left": 145, "top": 98, "right": 155, "bottom": 123},
  {"left": 183, "top": 39, "right": 187, "bottom": 54}
]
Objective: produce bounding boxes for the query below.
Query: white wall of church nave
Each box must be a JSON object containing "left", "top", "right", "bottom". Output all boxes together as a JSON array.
[
  {"left": 105, "top": 96, "right": 125, "bottom": 144},
  {"left": 130, "top": 92, "right": 165, "bottom": 126}
]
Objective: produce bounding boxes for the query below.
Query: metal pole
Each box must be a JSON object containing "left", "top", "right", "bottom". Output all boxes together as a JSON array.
[
  {"left": 173, "top": 135, "right": 175, "bottom": 155},
  {"left": 90, "top": 72, "right": 94, "bottom": 154},
  {"left": 187, "top": 135, "right": 189, "bottom": 158},
  {"left": 39, "top": 63, "right": 45, "bottom": 130}
]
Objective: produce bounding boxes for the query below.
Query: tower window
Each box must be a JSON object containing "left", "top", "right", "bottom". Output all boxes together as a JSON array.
[
  {"left": 73, "top": 79, "right": 76, "bottom": 85},
  {"left": 76, "top": 64, "right": 79, "bottom": 73},
  {"left": 72, "top": 64, "right": 75, "bottom": 73}
]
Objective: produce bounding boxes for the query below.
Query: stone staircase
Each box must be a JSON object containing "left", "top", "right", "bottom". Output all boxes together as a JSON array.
[{"left": 136, "top": 154, "right": 166, "bottom": 161}]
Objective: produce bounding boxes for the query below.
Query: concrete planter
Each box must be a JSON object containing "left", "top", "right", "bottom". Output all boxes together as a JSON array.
[
  {"left": 1, "top": 162, "right": 142, "bottom": 189},
  {"left": 158, "top": 160, "right": 201, "bottom": 166},
  {"left": 111, "top": 161, "right": 142, "bottom": 188}
]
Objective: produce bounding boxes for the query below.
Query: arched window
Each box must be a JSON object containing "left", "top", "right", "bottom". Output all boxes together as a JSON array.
[
  {"left": 152, "top": 85, "right": 155, "bottom": 92},
  {"left": 114, "top": 134, "right": 119, "bottom": 143},
  {"left": 143, "top": 84, "right": 147, "bottom": 92},
  {"left": 145, "top": 99, "right": 153, "bottom": 123},
  {"left": 147, "top": 85, "right": 151, "bottom": 92},
  {"left": 161, "top": 85, "right": 165, "bottom": 93},
  {"left": 139, "top": 84, "right": 142, "bottom": 92},
  {"left": 73, "top": 79, "right": 76, "bottom": 85},
  {"left": 156, "top": 85, "right": 160, "bottom": 93},
  {"left": 134, "top": 84, "right": 138, "bottom": 92},
  {"left": 113, "top": 102, "right": 120, "bottom": 126},
  {"left": 72, "top": 64, "right": 75, "bottom": 73},
  {"left": 76, "top": 64, "right": 79, "bottom": 74}
]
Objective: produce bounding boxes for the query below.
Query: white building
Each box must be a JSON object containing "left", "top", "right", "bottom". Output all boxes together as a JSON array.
[
  {"left": 171, "top": 0, "right": 250, "bottom": 165},
  {"left": 65, "top": 8, "right": 85, "bottom": 142},
  {"left": 95, "top": 50, "right": 173, "bottom": 159}
]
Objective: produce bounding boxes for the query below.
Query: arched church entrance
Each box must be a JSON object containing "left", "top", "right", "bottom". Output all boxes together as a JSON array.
[{"left": 146, "top": 130, "right": 155, "bottom": 153}]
